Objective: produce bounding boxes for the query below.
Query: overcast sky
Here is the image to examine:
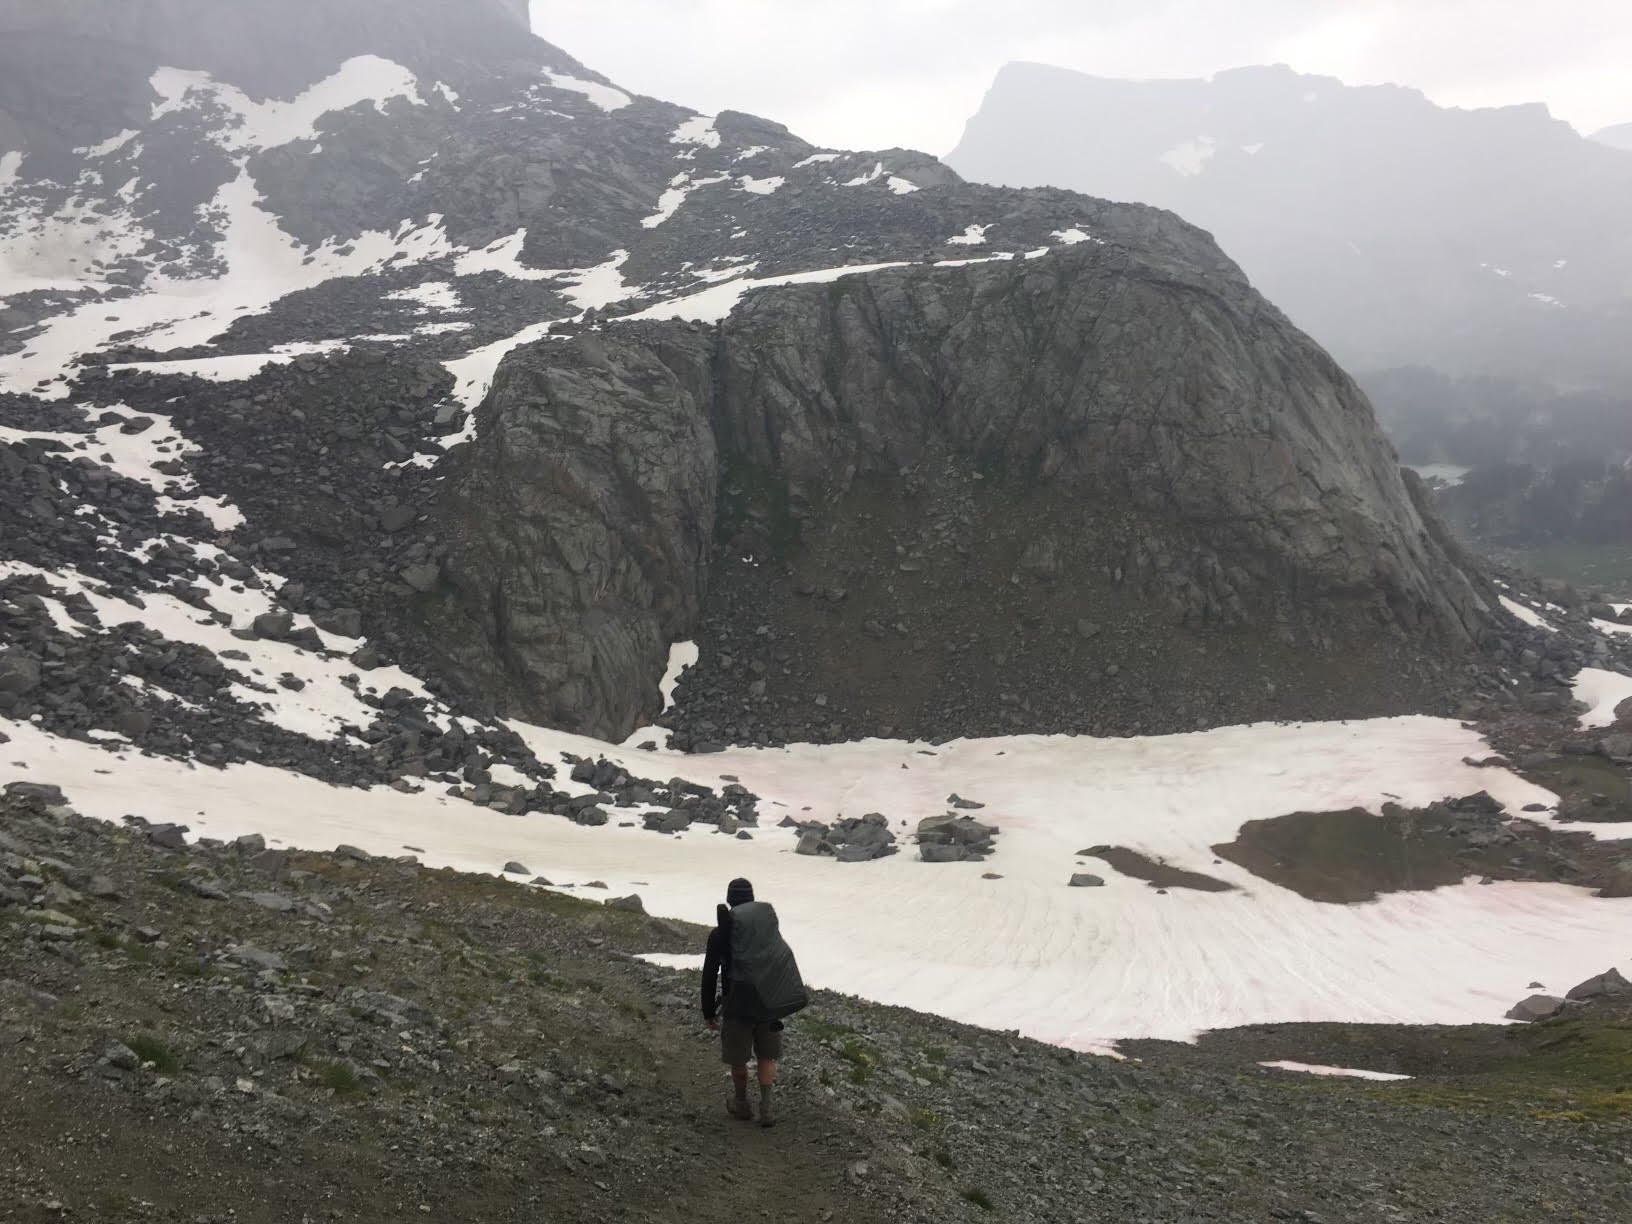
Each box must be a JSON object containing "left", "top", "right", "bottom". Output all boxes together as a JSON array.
[{"left": 531, "top": 0, "right": 1631, "bottom": 154}]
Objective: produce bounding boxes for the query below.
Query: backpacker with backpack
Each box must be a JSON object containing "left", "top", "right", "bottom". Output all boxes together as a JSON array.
[{"left": 721, "top": 900, "right": 809, "bottom": 1021}]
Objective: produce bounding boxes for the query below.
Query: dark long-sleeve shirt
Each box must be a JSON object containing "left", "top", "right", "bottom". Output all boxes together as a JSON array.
[{"left": 700, "top": 922, "right": 731, "bottom": 1021}]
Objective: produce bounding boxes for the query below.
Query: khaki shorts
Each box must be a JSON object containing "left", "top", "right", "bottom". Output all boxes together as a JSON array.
[{"left": 720, "top": 1016, "right": 783, "bottom": 1066}]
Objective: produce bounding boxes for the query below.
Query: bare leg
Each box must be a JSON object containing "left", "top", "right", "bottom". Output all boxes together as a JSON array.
[
  {"left": 756, "top": 1058, "right": 777, "bottom": 1126},
  {"left": 731, "top": 1064, "right": 750, "bottom": 1098}
]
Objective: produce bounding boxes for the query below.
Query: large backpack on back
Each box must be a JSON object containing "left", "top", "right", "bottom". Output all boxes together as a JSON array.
[{"left": 725, "top": 901, "right": 809, "bottom": 1021}]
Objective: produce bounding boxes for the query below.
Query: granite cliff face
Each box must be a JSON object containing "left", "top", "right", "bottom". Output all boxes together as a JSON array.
[{"left": 427, "top": 239, "right": 1496, "bottom": 742}]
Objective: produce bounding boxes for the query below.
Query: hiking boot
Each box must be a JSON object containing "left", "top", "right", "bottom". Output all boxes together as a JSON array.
[
  {"left": 725, "top": 1094, "right": 753, "bottom": 1121},
  {"left": 757, "top": 1082, "right": 775, "bottom": 1127}
]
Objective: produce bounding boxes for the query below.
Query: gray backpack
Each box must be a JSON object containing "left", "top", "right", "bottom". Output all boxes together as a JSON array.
[{"left": 725, "top": 901, "right": 809, "bottom": 1021}]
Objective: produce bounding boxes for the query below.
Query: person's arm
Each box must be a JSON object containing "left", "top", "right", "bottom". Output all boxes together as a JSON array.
[{"left": 701, "top": 926, "right": 723, "bottom": 1023}]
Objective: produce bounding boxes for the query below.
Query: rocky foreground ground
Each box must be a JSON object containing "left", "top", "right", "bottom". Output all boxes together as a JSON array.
[{"left": 3, "top": 783, "right": 1631, "bottom": 1223}]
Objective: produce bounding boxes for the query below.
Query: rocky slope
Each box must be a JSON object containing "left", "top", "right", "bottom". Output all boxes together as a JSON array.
[
  {"left": 5, "top": 783, "right": 1631, "bottom": 1224},
  {"left": 0, "top": 0, "right": 1528, "bottom": 752}
]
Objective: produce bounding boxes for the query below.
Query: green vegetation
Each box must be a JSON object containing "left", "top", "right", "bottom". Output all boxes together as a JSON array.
[
  {"left": 908, "top": 1106, "right": 943, "bottom": 1131},
  {"left": 1396, "top": 1017, "right": 1632, "bottom": 1120},
  {"left": 314, "top": 1059, "right": 361, "bottom": 1094},
  {"left": 838, "top": 1038, "right": 877, "bottom": 1084},
  {"left": 126, "top": 1034, "right": 180, "bottom": 1074},
  {"left": 1511, "top": 544, "right": 1632, "bottom": 595}
]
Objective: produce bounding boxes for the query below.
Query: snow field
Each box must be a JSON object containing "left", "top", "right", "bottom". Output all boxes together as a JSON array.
[{"left": 8, "top": 709, "right": 1629, "bottom": 1055}]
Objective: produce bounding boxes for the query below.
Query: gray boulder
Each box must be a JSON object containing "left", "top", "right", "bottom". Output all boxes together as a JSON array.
[
  {"left": 400, "top": 563, "right": 441, "bottom": 593},
  {"left": 1565, "top": 968, "right": 1631, "bottom": 1001},
  {"left": 312, "top": 607, "right": 363, "bottom": 638},
  {"left": 146, "top": 824, "right": 188, "bottom": 850},
  {"left": 1069, "top": 873, "right": 1106, "bottom": 888},
  {"left": 0, "top": 653, "right": 41, "bottom": 695},
  {"left": 251, "top": 611, "right": 293, "bottom": 639},
  {"left": 604, "top": 894, "right": 646, "bottom": 914},
  {"left": 1504, "top": 994, "right": 1565, "bottom": 1022}
]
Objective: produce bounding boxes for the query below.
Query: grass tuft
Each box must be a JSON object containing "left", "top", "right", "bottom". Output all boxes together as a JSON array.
[{"left": 127, "top": 1034, "right": 180, "bottom": 1074}]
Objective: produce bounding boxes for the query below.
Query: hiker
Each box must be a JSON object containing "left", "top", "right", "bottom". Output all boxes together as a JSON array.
[{"left": 701, "top": 876, "right": 808, "bottom": 1126}]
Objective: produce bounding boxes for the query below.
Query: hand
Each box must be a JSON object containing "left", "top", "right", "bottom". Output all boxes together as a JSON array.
[{"left": 706, "top": 1018, "right": 719, "bottom": 1032}]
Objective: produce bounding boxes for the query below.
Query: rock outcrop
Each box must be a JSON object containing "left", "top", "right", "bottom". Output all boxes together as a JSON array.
[
  {"left": 430, "top": 241, "right": 1497, "bottom": 740},
  {"left": 426, "top": 334, "right": 717, "bottom": 736}
]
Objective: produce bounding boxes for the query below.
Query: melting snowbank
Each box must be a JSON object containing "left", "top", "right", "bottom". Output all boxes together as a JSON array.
[{"left": 5, "top": 712, "right": 1627, "bottom": 1054}]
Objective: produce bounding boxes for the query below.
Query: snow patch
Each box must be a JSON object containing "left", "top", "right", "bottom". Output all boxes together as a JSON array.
[
  {"left": 1052, "top": 227, "right": 1100, "bottom": 246},
  {"left": 621, "top": 260, "right": 909, "bottom": 325},
  {"left": 107, "top": 342, "right": 345, "bottom": 384},
  {"left": 151, "top": 56, "right": 426, "bottom": 152},
  {"left": 0, "top": 150, "right": 22, "bottom": 192},
  {"left": 386, "top": 281, "right": 465, "bottom": 313},
  {"left": 1243, "top": 142, "right": 1265, "bottom": 155},
  {"left": 1160, "top": 136, "right": 1217, "bottom": 177},
  {"left": 1499, "top": 596, "right": 1556, "bottom": 634},
  {"left": 75, "top": 129, "right": 140, "bottom": 158},
  {"left": 794, "top": 152, "right": 840, "bottom": 167},
  {"left": 658, "top": 642, "right": 698, "bottom": 712},
  {"left": 543, "top": 70, "right": 630, "bottom": 113},
  {"left": 670, "top": 115, "right": 720, "bottom": 148},
  {"left": 453, "top": 229, "right": 557, "bottom": 280},
  {"left": 640, "top": 173, "right": 729, "bottom": 228},
  {"left": 736, "top": 175, "right": 785, "bottom": 196},
  {"left": 1573, "top": 668, "right": 1632, "bottom": 728},
  {"left": 886, "top": 176, "right": 920, "bottom": 195},
  {"left": 1260, "top": 1062, "right": 1411, "bottom": 1082},
  {"left": 437, "top": 250, "right": 631, "bottom": 420},
  {"left": 946, "top": 224, "right": 990, "bottom": 246}
]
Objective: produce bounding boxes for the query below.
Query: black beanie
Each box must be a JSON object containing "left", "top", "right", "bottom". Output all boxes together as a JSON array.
[{"left": 726, "top": 877, "right": 754, "bottom": 906}]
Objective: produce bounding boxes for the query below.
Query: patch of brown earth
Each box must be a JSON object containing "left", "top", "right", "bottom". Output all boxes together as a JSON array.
[
  {"left": 1077, "top": 845, "right": 1234, "bottom": 892},
  {"left": 1212, "top": 800, "right": 1632, "bottom": 904}
]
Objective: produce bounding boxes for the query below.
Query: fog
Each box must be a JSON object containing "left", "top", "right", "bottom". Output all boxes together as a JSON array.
[{"left": 531, "top": 0, "right": 1631, "bottom": 153}]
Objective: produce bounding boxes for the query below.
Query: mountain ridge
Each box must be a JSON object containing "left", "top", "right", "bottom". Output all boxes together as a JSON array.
[{"left": 946, "top": 60, "right": 1632, "bottom": 392}]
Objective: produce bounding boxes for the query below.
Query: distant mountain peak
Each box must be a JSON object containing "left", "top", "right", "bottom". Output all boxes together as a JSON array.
[{"left": 947, "top": 60, "right": 1632, "bottom": 390}]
